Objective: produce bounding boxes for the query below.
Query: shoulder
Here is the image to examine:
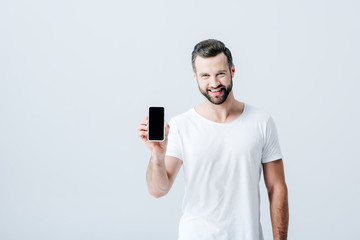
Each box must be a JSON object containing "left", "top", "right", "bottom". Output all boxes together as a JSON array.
[
  {"left": 244, "top": 104, "right": 280, "bottom": 143},
  {"left": 244, "top": 103, "right": 272, "bottom": 124},
  {"left": 168, "top": 107, "right": 198, "bottom": 128}
]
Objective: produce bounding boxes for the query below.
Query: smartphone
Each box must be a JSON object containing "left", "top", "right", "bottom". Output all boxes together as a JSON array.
[{"left": 148, "top": 107, "right": 165, "bottom": 142}]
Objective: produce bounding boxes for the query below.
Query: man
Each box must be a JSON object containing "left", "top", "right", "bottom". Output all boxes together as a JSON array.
[{"left": 137, "top": 39, "right": 289, "bottom": 240}]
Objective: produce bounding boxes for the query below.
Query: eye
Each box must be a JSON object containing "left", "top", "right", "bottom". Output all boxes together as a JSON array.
[{"left": 201, "top": 74, "right": 209, "bottom": 78}]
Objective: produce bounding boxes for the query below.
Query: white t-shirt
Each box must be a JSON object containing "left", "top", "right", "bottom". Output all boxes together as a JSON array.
[{"left": 165, "top": 102, "right": 283, "bottom": 240}]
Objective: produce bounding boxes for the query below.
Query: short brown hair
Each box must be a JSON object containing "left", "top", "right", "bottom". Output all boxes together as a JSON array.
[{"left": 191, "top": 39, "right": 233, "bottom": 73}]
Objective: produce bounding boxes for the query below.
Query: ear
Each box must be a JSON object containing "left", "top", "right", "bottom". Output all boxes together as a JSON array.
[
  {"left": 231, "top": 64, "right": 235, "bottom": 78},
  {"left": 193, "top": 72, "right": 197, "bottom": 82}
]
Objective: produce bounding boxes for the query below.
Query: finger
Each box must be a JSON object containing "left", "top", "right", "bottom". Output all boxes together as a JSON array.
[
  {"left": 141, "top": 135, "right": 148, "bottom": 142},
  {"left": 138, "top": 131, "right": 147, "bottom": 137},
  {"left": 140, "top": 119, "right": 149, "bottom": 126},
  {"left": 164, "top": 121, "right": 170, "bottom": 137},
  {"left": 137, "top": 124, "right": 148, "bottom": 131},
  {"left": 140, "top": 116, "right": 149, "bottom": 123}
]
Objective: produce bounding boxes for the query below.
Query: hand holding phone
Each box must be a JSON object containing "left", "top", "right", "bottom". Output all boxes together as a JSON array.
[{"left": 137, "top": 107, "right": 169, "bottom": 156}]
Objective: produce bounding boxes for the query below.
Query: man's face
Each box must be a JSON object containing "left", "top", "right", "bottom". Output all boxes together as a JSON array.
[{"left": 193, "top": 53, "right": 234, "bottom": 105}]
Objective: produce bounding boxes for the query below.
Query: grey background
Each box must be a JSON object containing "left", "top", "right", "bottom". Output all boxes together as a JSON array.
[{"left": 1, "top": 0, "right": 359, "bottom": 239}]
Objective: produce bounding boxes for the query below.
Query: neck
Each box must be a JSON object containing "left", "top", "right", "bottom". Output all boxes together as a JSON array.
[{"left": 197, "top": 91, "right": 243, "bottom": 123}]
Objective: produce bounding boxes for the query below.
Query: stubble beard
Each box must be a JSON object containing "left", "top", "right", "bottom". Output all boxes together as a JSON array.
[{"left": 198, "top": 78, "right": 233, "bottom": 105}]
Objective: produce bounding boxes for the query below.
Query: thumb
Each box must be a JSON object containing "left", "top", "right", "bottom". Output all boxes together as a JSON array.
[{"left": 165, "top": 121, "right": 170, "bottom": 137}]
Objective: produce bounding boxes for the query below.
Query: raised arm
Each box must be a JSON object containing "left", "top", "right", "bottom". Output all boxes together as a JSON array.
[
  {"left": 146, "top": 154, "right": 182, "bottom": 198},
  {"left": 137, "top": 116, "right": 183, "bottom": 198}
]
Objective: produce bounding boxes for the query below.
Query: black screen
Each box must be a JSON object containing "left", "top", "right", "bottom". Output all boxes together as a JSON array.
[{"left": 148, "top": 107, "right": 164, "bottom": 141}]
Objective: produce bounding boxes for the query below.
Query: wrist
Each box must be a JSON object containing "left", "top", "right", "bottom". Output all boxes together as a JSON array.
[{"left": 151, "top": 151, "right": 165, "bottom": 161}]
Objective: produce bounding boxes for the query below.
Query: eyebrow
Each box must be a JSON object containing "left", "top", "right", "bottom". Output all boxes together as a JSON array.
[
  {"left": 199, "top": 72, "right": 208, "bottom": 76},
  {"left": 199, "top": 70, "right": 227, "bottom": 76}
]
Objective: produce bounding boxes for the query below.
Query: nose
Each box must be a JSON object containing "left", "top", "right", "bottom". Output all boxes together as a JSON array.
[{"left": 209, "top": 76, "right": 220, "bottom": 88}]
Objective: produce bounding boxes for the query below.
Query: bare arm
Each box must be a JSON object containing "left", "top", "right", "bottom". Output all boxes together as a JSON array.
[
  {"left": 138, "top": 116, "right": 182, "bottom": 198},
  {"left": 263, "top": 159, "right": 289, "bottom": 240},
  {"left": 146, "top": 154, "right": 182, "bottom": 198}
]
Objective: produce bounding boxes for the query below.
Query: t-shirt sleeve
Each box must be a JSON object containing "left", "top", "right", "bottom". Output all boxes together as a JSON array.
[
  {"left": 165, "top": 118, "right": 183, "bottom": 161},
  {"left": 261, "top": 115, "right": 283, "bottom": 163}
]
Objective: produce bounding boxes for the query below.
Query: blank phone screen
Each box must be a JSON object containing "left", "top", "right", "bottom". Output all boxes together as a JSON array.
[{"left": 148, "top": 107, "right": 164, "bottom": 141}]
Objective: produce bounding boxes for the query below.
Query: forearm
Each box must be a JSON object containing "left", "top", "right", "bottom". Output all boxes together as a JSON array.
[
  {"left": 268, "top": 185, "right": 289, "bottom": 240},
  {"left": 146, "top": 153, "right": 170, "bottom": 198}
]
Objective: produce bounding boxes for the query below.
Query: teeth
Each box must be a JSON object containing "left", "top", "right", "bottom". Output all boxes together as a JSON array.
[{"left": 210, "top": 89, "right": 221, "bottom": 92}]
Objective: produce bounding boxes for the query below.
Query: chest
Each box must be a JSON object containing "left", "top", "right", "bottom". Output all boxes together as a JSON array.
[{"left": 180, "top": 122, "right": 264, "bottom": 167}]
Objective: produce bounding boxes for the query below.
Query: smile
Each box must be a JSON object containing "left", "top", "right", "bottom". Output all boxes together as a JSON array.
[{"left": 209, "top": 88, "right": 224, "bottom": 95}]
